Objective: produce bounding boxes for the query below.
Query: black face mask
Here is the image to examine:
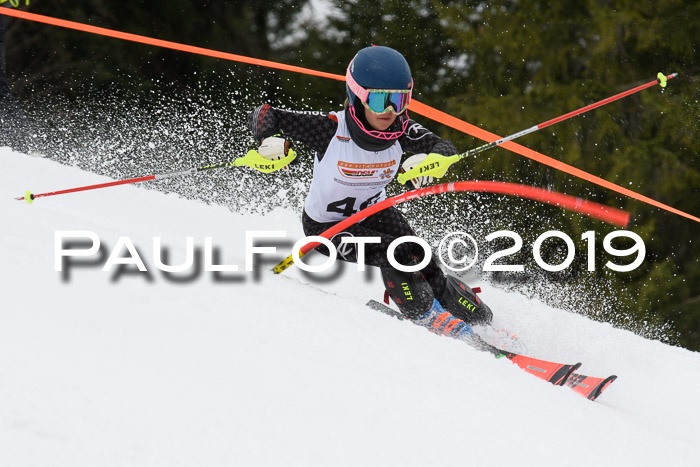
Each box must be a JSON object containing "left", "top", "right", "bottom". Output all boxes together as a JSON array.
[{"left": 344, "top": 104, "right": 406, "bottom": 152}]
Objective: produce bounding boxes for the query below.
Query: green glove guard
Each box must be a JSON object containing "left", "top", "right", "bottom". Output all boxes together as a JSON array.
[
  {"left": 397, "top": 153, "right": 461, "bottom": 185},
  {"left": 234, "top": 148, "right": 297, "bottom": 173}
]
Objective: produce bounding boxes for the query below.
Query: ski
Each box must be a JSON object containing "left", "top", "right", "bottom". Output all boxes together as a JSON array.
[
  {"left": 366, "top": 299, "right": 615, "bottom": 400},
  {"left": 493, "top": 350, "right": 581, "bottom": 386},
  {"left": 366, "top": 298, "right": 405, "bottom": 319},
  {"left": 565, "top": 373, "right": 618, "bottom": 401}
]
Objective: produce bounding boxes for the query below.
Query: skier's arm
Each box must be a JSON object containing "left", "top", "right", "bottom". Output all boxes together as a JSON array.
[
  {"left": 248, "top": 104, "right": 338, "bottom": 154},
  {"left": 399, "top": 119, "right": 457, "bottom": 156}
]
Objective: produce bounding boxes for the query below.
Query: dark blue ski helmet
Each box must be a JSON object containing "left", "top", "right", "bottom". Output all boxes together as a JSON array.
[{"left": 346, "top": 46, "right": 413, "bottom": 110}]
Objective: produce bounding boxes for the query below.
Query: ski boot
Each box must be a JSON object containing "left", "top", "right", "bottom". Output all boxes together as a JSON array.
[
  {"left": 381, "top": 267, "right": 474, "bottom": 342},
  {"left": 438, "top": 275, "right": 493, "bottom": 327},
  {"left": 412, "top": 298, "right": 474, "bottom": 341}
]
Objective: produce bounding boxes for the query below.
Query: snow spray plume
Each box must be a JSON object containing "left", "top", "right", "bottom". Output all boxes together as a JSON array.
[
  {"left": 16, "top": 75, "right": 313, "bottom": 215},
  {"left": 1, "top": 7, "right": 695, "bottom": 223}
]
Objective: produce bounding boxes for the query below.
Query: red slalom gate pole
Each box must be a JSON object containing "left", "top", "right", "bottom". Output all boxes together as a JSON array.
[
  {"left": 273, "top": 181, "right": 631, "bottom": 274},
  {"left": 15, "top": 160, "right": 237, "bottom": 203}
]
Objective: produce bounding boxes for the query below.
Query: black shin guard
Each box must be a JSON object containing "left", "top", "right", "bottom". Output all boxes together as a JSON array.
[
  {"left": 380, "top": 267, "right": 434, "bottom": 320},
  {"left": 439, "top": 275, "right": 493, "bottom": 326}
]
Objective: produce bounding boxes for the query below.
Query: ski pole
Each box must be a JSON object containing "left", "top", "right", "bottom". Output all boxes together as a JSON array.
[
  {"left": 16, "top": 141, "right": 301, "bottom": 203},
  {"left": 15, "top": 159, "right": 238, "bottom": 204},
  {"left": 398, "top": 72, "right": 678, "bottom": 184}
]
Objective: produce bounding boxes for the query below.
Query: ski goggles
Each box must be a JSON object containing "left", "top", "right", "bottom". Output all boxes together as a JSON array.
[{"left": 346, "top": 67, "right": 413, "bottom": 115}]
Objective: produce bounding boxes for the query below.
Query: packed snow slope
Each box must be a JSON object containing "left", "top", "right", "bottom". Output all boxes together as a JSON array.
[{"left": 1, "top": 148, "right": 698, "bottom": 467}]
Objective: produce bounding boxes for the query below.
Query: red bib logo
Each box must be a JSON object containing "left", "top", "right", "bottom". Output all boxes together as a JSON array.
[{"left": 337, "top": 161, "right": 395, "bottom": 179}]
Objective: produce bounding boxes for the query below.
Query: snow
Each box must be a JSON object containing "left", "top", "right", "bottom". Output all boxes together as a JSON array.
[{"left": 1, "top": 147, "right": 698, "bottom": 466}]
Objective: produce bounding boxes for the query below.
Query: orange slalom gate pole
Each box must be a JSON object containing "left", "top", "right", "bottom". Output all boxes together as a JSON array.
[{"left": 0, "top": 8, "right": 344, "bottom": 81}]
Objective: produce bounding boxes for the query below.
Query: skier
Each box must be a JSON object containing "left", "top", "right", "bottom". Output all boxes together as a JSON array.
[{"left": 243, "top": 46, "right": 492, "bottom": 339}]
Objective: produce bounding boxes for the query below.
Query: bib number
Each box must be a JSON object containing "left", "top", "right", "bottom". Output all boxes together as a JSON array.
[{"left": 326, "top": 193, "right": 382, "bottom": 217}]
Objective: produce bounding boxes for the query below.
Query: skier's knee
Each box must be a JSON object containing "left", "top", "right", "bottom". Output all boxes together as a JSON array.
[
  {"left": 381, "top": 267, "right": 434, "bottom": 320},
  {"left": 438, "top": 275, "right": 493, "bottom": 326}
]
